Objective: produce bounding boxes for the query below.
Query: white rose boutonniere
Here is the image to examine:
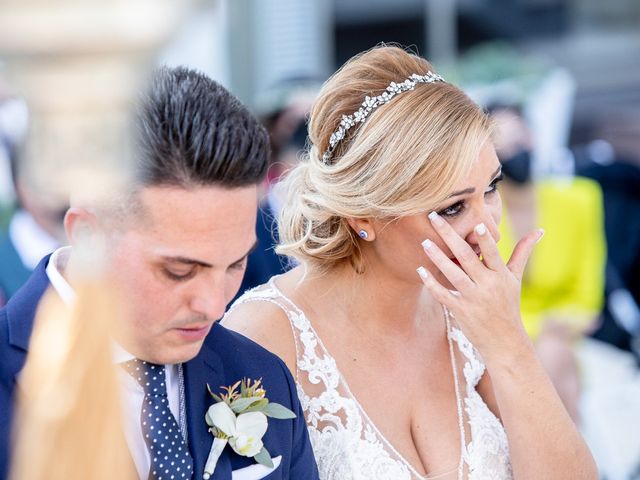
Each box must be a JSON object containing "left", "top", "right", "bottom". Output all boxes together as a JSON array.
[{"left": 202, "top": 378, "right": 296, "bottom": 479}]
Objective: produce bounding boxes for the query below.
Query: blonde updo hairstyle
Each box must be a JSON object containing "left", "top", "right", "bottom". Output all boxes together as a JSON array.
[{"left": 277, "top": 45, "right": 491, "bottom": 273}]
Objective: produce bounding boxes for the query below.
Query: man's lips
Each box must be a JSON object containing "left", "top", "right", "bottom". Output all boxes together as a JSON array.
[
  {"left": 174, "top": 323, "right": 212, "bottom": 341},
  {"left": 177, "top": 323, "right": 211, "bottom": 331}
]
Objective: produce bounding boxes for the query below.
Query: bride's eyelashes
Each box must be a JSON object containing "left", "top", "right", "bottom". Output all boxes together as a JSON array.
[
  {"left": 437, "top": 200, "right": 465, "bottom": 218},
  {"left": 436, "top": 173, "right": 504, "bottom": 218}
]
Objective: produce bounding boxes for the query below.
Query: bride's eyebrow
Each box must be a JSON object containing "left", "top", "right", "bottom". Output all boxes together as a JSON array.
[{"left": 446, "top": 165, "right": 502, "bottom": 199}]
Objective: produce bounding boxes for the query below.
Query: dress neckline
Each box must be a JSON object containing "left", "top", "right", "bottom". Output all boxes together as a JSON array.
[{"left": 266, "top": 275, "right": 465, "bottom": 480}]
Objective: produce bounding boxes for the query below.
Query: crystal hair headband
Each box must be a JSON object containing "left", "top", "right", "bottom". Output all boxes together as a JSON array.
[{"left": 322, "top": 72, "right": 445, "bottom": 163}]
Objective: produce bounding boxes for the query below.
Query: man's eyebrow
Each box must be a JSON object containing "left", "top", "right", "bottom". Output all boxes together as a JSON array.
[
  {"left": 161, "top": 240, "right": 259, "bottom": 268},
  {"left": 162, "top": 256, "right": 213, "bottom": 268},
  {"left": 231, "top": 241, "right": 259, "bottom": 265},
  {"left": 446, "top": 165, "right": 502, "bottom": 198}
]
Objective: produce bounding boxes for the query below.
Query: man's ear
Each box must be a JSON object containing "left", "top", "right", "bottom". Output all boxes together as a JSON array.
[
  {"left": 64, "top": 207, "right": 100, "bottom": 246},
  {"left": 346, "top": 217, "right": 376, "bottom": 242}
]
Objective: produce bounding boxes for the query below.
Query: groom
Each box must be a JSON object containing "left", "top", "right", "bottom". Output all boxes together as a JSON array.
[{"left": 0, "top": 67, "right": 318, "bottom": 479}]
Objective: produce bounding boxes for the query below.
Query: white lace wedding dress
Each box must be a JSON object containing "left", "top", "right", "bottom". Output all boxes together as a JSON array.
[{"left": 224, "top": 278, "right": 513, "bottom": 480}]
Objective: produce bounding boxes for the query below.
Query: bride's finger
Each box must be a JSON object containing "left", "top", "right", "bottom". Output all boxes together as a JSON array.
[
  {"left": 428, "top": 211, "right": 484, "bottom": 279},
  {"left": 474, "top": 223, "right": 503, "bottom": 271},
  {"left": 417, "top": 266, "right": 462, "bottom": 307},
  {"left": 507, "top": 228, "right": 544, "bottom": 280},
  {"left": 422, "top": 238, "right": 474, "bottom": 292}
]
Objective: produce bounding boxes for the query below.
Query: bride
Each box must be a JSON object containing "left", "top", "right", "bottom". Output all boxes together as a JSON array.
[{"left": 223, "top": 45, "right": 596, "bottom": 479}]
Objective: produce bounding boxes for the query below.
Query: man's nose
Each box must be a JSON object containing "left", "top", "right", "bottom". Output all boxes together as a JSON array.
[{"left": 189, "top": 279, "right": 227, "bottom": 321}]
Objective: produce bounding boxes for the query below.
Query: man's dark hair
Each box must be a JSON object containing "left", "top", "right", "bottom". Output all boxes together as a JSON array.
[{"left": 136, "top": 66, "right": 269, "bottom": 188}]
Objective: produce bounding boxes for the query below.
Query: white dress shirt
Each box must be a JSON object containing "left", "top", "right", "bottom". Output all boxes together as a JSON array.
[{"left": 46, "top": 247, "right": 182, "bottom": 479}]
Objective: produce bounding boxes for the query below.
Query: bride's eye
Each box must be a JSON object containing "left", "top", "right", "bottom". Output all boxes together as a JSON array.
[
  {"left": 485, "top": 173, "right": 504, "bottom": 195},
  {"left": 437, "top": 200, "right": 465, "bottom": 218}
]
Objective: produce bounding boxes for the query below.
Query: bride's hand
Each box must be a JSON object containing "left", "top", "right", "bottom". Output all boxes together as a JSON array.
[{"left": 417, "top": 211, "right": 543, "bottom": 365}]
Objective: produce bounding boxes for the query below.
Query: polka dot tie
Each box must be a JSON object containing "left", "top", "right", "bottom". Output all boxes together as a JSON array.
[{"left": 122, "top": 359, "right": 194, "bottom": 480}]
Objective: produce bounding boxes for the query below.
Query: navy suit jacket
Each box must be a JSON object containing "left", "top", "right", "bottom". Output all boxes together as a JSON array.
[{"left": 0, "top": 255, "right": 318, "bottom": 479}]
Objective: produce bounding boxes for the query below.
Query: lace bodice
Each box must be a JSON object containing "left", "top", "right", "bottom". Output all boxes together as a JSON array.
[{"left": 224, "top": 279, "right": 512, "bottom": 480}]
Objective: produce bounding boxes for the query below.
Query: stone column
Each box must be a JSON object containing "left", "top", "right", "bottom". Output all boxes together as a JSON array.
[{"left": 0, "top": 0, "right": 191, "bottom": 208}]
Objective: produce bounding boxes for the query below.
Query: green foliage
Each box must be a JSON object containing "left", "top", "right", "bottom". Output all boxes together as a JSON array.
[
  {"left": 209, "top": 377, "right": 296, "bottom": 419},
  {"left": 253, "top": 446, "right": 274, "bottom": 468},
  {"left": 261, "top": 402, "right": 297, "bottom": 420}
]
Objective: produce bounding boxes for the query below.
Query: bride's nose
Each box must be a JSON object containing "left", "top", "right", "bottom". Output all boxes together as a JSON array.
[{"left": 465, "top": 210, "right": 500, "bottom": 246}]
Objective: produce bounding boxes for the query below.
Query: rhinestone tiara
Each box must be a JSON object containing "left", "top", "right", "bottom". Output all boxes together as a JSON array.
[{"left": 321, "top": 72, "right": 445, "bottom": 164}]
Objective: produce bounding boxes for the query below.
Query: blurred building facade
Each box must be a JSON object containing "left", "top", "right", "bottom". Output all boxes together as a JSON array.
[{"left": 207, "top": 0, "right": 640, "bottom": 162}]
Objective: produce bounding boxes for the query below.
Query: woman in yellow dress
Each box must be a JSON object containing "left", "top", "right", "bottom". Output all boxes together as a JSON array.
[{"left": 492, "top": 105, "right": 606, "bottom": 422}]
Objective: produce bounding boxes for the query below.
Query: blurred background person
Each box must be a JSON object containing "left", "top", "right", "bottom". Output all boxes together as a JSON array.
[
  {"left": 0, "top": 86, "right": 25, "bottom": 225},
  {"left": 0, "top": 93, "right": 66, "bottom": 307},
  {"left": 573, "top": 127, "right": 640, "bottom": 361},
  {"left": 236, "top": 79, "right": 318, "bottom": 298},
  {"left": 490, "top": 103, "right": 606, "bottom": 423}
]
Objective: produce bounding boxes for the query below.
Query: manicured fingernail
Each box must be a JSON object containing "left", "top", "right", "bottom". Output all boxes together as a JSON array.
[
  {"left": 449, "top": 289, "right": 461, "bottom": 297},
  {"left": 475, "top": 223, "right": 487, "bottom": 235},
  {"left": 428, "top": 211, "right": 444, "bottom": 227},
  {"left": 536, "top": 228, "right": 545, "bottom": 243},
  {"left": 422, "top": 239, "right": 433, "bottom": 249},
  {"left": 417, "top": 266, "right": 429, "bottom": 280}
]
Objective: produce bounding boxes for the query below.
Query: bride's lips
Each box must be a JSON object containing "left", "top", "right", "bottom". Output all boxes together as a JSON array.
[{"left": 449, "top": 250, "right": 482, "bottom": 266}]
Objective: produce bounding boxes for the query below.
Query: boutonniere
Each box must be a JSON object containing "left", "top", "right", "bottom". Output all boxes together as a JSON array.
[{"left": 202, "top": 378, "right": 296, "bottom": 479}]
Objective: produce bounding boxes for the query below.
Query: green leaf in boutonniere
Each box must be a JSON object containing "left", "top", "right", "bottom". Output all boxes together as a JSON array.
[
  {"left": 243, "top": 398, "right": 269, "bottom": 413},
  {"left": 261, "top": 402, "right": 297, "bottom": 419},
  {"left": 254, "top": 446, "right": 274, "bottom": 469},
  {"left": 230, "top": 396, "right": 265, "bottom": 413}
]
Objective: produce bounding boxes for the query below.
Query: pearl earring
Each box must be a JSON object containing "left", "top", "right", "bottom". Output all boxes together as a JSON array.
[{"left": 358, "top": 230, "right": 368, "bottom": 240}]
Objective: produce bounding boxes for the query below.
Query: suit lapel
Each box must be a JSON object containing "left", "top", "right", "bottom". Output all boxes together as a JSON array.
[
  {"left": 183, "top": 341, "right": 232, "bottom": 480},
  {"left": 6, "top": 255, "right": 51, "bottom": 353}
]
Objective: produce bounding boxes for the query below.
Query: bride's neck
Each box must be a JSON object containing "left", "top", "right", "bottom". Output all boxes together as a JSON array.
[{"left": 301, "top": 261, "right": 439, "bottom": 336}]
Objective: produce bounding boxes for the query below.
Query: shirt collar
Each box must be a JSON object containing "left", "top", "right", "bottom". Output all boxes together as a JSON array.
[{"left": 45, "top": 246, "right": 76, "bottom": 305}]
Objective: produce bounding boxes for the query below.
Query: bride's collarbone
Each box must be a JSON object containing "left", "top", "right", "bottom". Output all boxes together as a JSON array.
[{"left": 323, "top": 321, "right": 449, "bottom": 367}]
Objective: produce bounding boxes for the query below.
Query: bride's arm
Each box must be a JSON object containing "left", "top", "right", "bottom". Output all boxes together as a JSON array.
[
  {"left": 418, "top": 213, "right": 597, "bottom": 480},
  {"left": 477, "top": 342, "right": 595, "bottom": 480}
]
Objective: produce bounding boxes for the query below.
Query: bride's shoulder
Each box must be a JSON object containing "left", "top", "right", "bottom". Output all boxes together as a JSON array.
[{"left": 222, "top": 275, "right": 299, "bottom": 374}]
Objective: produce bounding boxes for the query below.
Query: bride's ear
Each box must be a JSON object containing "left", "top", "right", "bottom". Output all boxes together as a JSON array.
[{"left": 346, "top": 218, "right": 376, "bottom": 242}]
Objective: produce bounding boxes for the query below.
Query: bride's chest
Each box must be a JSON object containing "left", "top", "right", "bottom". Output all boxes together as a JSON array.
[{"left": 306, "top": 338, "right": 466, "bottom": 475}]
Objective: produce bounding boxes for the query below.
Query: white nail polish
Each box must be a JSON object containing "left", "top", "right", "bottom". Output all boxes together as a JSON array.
[
  {"left": 475, "top": 223, "right": 487, "bottom": 235},
  {"left": 422, "top": 239, "right": 433, "bottom": 249},
  {"left": 428, "top": 211, "right": 444, "bottom": 226},
  {"left": 416, "top": 266, "right": 429, "bottom": 279}
]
